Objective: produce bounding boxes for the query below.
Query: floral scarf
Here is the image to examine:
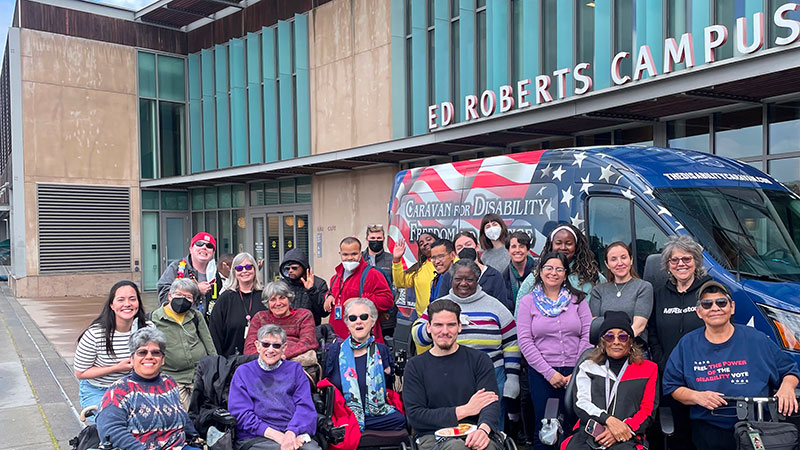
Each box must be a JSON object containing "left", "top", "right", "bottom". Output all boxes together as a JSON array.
[
  {"left": 338, "top": 336, "right": 396, "bottom": 430},
  {"left": 531, "top": 284, "right": 572, "bottom": 317}
]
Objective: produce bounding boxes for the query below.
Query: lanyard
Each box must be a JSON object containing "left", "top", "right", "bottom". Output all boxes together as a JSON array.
[{"left": 604, "top": 359, "right": 629, "bottom": 411}]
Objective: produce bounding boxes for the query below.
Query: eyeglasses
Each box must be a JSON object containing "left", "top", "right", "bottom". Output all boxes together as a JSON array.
[
  {"left": 194, "top": 241, "right": 215, "bottom": 250},
  {"left": 602, "top": 332, "right": 630, "bottom": 343},
  {"left": 348, "top": 313, "right": 370, "bottom": 322},
  {"left": 430, "top": 254, "right": 449, "bottom": 262},
  {"left": 285, "top": 265, "right": 302, "bottom": 271},
  {"left": 668, "top": 256, "right": 693, "bottom": 266},
  {"left": 541, "top": 265, "right": 566, "bottom": 273},
  {"left": 699, "top": 297, "right": 730, "bottom": 310},
  {"left": 258, "top": 341, "right": 283, "bottom": 349},
  {"left": 135, "top": 349, "right": 164, "bottom": 357},
  {"left": 234, "top": 264, "right": 254, "bottom": 272},
  {"left": 453, "top": 277, "right": 478, "bottom": 284}
]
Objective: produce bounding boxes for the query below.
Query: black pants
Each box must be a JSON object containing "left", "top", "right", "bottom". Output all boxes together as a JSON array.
[
  {"left": 691, "top": 421, "right": 735, "bottom": 450},
  {"left": 663, "top": 396, "right": 696, "bottom": 450}
]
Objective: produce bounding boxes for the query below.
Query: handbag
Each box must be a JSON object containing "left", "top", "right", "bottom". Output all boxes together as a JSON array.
[{"left": 734, "top": 420, "right": 799, "bottom": 450}]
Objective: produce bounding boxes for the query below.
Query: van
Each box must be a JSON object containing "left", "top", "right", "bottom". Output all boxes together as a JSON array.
[{"left": 386, "top": 146, "right": 800, "bottom": 363}]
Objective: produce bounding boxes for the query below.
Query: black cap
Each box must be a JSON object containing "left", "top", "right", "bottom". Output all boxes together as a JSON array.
[
  {"left": 599, "top": 311, "right": 635, "bottom": 338},
  {"left": 697, "top": 280, "right": 731, "bottom": 302}
]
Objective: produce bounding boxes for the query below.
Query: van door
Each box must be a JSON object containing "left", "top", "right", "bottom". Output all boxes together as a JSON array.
[{"left": 586, "top": 195, "right": 669, "bottom": 276}]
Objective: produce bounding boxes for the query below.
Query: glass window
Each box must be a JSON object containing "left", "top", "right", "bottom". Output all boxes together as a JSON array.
[
  {"left": 157, "top": 55, "right": 185, "bottom": 102},
  {"left": 138, "top": 52, "right": 156, "bottom": 98},
  {"left": 769, "top": 0, "right": 800, "bottom": 48},
  {"left": 477, "top": 9, "right": 487, "bottom": 93},
  {"left": 232, "top": 209, "right": 246, "bottom": 254},
  {"left": 427, "top": 0, "right": 434, "bottom": 27},
  {"left": 296, "top": 177, "right": 311, "bottom": 203},
  {"left": 142, "top": 190, "right": 159, "bottom": 210},
  {"left": 588, "top": 196, "right": 633, "bottom": 267},
  {"left": 578, "top": 132, "right": 612, "bottom": 146},
  {"left": 451, "top": 18, "right": 460, "bottom": 119},
  {"left": 614, "top": 0, "right": 634, "bottom": 81},
  {"left": 406, "top": 37, "right": 413, "bottom": 136},
  {"left": 139, "top": 99, "right": 157, "bottom": 179},
  {"left": 204, "top": 211, "right": 218, "bottom": 239},
  {"left": 542, "top": 0, "right": 558, "bottom": 77},
  {"left": 296, "top": 214, "right": 309, "bottom": 258},
  {"left": 192, "top": 211, "right": 203, "bottom": 234},
  {"left": 512, "top": 0, "right": 524, "bottom": 83},
  {"left": 250, "top": 183, "right": 264, "bottom": 206},
  {"left": 280, "top": 180, "right": 296, "bottom": 204},
  {"left": 747, "top": 160, "right": 764, "bottom": 171},
  {"left": 283, "top": 215, "right": 295, "bottom": 252},
  {"left": 218, "top": 210, "right": 232, "bottom": 254},
  {"left": 668, "top": 0, "right": 689, "bottom": 38},
  {"left": 633, "top": 205, "right": 669, "bottom": 276},
  {"left": 615, "top": 126, "right": 654, "bottom": 145},
  {"left": 267, "top": 215, "right": 280, "bottom": 281},
  {"left": 668, "top": 117, "right": 710, "bottom": 152},
  {"left": 218, "top": 185, "right": 232, "bottom": 208},
  {"left": 715, "top": 107, "right": 763, "bottom": 159},
  {"left": 159, "top": 102, "right": 186, "bottom": 177},
  {"left": 265, "top": 181, "right": 280, "bottom": 205},
  {"left": 191, "top": 189, "right": 204, "bottom": 210},
  {"left": 714, "top": 0, "right": 737, "bottom": 61},
  {"left": 205, "top": 187, "right": 218, "bottom": 209},
  {"left": 770, "top": 158, "right": 800, "bottom": 195},
  {"left": 232, "top": 185, "right": 246, "bottom": 208},
  {"left": 769, "top": 102, "right": 800, "bottom": 155},
  {"left": 576, "top": 0, "right": 595, "bottom": 80},
  {"left": 161, "top": 191, "right": 188, "bottom": 210},
  {"left": 477, "top": 0, "right": 486, "bottom": 7},
  {"left": 428, "top": 29, "right": 435, "bottom": 106}
]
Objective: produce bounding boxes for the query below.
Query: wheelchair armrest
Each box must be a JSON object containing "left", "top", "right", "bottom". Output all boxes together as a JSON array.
[
  {"left": 659, "top": 406, "right": 674, "bottom": 436},
  {"left": 544, "top": 397, "right": 560, "bottom": 420}
]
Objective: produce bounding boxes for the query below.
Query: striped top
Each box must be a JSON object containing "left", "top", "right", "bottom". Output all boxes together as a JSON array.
[
  {"left": 411, "top": 287, "right": 521, "bottom": 398},
  {"left": 74, "top": 323, "right": 145, "bottom": 388}
]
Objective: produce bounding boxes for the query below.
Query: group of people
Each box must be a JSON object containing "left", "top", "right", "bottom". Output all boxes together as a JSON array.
[{"left": 72, "top": 216, "right": 799, "bottom": 450}]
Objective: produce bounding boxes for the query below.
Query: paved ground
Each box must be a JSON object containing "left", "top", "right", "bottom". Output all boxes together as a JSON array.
[{"left": 0, "top": 289, "right": 159, "bottom": 450}]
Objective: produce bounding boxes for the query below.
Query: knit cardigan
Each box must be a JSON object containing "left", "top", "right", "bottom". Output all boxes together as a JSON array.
[{"left": 243, "top": 308, "right": 318, "bottom": 358}]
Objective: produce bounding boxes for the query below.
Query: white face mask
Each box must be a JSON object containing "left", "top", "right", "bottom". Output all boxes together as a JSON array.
[
  {"left": 485, "top": 225, "right": 502, "bottom": 241},
  {"left": 342, "top": 261, "right": 360, "bottom": 271}
]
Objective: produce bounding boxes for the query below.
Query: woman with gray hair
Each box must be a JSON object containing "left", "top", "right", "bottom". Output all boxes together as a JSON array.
[
  {"left": 151, "top": 278, "right": 217, "bottom": 409},
  {"left": 209, "top": 251, "right": 267, "bottom": 356},
  {"left": 243, "top": 281, "right": 318, "bottom": 367},
  {"left": 96, "top": 327, "right": 202, "bottom": 450},
  {"left": 648, "top": 234, "right": 711, "bottom": 449},
  {"left": 228, "top": 324, "right": 320, "bottom": 450},
  {"left": 324, "top": 297, "right": 405, "bottom": 432}
]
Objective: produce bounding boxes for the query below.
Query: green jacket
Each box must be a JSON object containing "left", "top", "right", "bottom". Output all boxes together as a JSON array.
[{"left": 151, "top": 306, "right": 217, "bottom": 384}]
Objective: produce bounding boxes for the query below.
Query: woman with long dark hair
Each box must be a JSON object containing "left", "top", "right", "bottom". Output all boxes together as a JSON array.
[
  {"left": 479, "top": 213, "right": 511, "bottom": 273},
  {"left": 74, "top": 280, "right": 150, "bottom": 415}
]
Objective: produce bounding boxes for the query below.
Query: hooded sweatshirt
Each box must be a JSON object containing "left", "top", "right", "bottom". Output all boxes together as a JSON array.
[
  {"left": 648, "top": 274, "right": 712, "bottom": 371},
  {"left": 279, "top": 248, "right": 330, "bottom": 326},
  {"left": 411, "top": 286, "right": 521, "bottom": 398}
]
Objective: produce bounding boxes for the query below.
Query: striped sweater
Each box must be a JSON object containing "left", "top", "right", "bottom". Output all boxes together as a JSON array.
[{"left": 411, "top": 286, "right": 521, "bottom": 398}]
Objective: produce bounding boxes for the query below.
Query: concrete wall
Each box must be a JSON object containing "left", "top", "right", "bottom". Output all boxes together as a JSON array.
[
  {"left": 311, "top": 165, "right": 397, "bottom": 282},
  {"left": 13, "top": 29, "right": 141, "bottom": 297},
  {"left": 309, "top": 0, "right": 393, "bottom": 155}
]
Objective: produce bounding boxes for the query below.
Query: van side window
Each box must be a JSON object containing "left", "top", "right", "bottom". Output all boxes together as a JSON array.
[{"left": 587, "top": 196, "right": 668, "bottom": 276}]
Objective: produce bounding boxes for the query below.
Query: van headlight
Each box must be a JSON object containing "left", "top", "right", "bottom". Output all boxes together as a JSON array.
[{"left": 758, "top": 304, "right": 800, "bottom": 351}]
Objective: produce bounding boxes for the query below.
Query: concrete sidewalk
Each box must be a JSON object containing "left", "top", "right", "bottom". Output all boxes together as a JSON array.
[{"left": 0, "top": 287, "right": 83, "bottom": 450}]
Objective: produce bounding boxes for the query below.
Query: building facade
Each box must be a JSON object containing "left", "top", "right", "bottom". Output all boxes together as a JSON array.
[{"left": 1, "top": 0, "right": 799, "bottom": 296}]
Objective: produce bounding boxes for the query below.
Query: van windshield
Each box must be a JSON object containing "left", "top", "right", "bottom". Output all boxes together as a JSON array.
[{"left": 655, "top": 187, "right": 800, "bottom": 282}]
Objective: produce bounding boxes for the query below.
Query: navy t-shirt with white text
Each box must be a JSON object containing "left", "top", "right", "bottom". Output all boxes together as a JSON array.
[{"left": 662, "top": 324, "right": 800, "bottom": 429}]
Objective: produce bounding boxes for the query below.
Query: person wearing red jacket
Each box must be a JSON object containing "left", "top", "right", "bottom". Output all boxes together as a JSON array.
[{"left": 324, "top": 237, "right": 394, "bottom": 343}]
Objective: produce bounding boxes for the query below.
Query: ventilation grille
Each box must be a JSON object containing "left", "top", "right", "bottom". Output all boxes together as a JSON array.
[{"left": 38, "top": 184, "right": 131, "bottom": 273}]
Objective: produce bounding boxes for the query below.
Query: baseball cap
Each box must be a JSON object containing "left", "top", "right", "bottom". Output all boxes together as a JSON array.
[{"left": 696, "top": 280, "right": 731, "bottom": 301}]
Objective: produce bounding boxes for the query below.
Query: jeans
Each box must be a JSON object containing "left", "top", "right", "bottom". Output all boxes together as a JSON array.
[
  {"left": 529, "top": 366, "right": 574, "bottom": 450},
  {"left": 79, "top": 380, "right": 107, "bottom": 422}
]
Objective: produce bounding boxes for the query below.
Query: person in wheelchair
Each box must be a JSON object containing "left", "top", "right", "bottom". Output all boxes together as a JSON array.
[
  {"left": 243, "top": 280, "right": 319, "bottom": 368},
  {"left": 564, "top": 311, "right": 658, "bottom": 450},
  {"left": 96, "top": 327, "right": 201, "bottom": 450},
  {"left": 228, "top": 324, "right": 320, "bottom": 450},
  {"left": 662, "top": 281, "right": 800, "bottom": 450},
  {"left": 323, "top": 297, "right": 406, "bottom": 431},
  {"left": 404, "top": 299, "right": 502, "bottom": 450}
]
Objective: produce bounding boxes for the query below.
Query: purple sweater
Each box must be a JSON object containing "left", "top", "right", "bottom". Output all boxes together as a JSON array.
[
  {"left": 517, "top": 293, "right": 592, "bottom": 380},
  {"left": 228, "top": 359, "right": 317, "bottom": 440}
]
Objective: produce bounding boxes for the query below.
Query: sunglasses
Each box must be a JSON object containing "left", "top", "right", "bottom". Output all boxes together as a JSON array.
[
  {"left": 348, "top": 313, "right": 370, "bottom": 322},
  {"left": 602, "top": 332, "right": 630, "bottom": 343},
  {"left": 699, "top": 297, "right": 730, "bottom": 310},
  {"left": 235, "top": 264, "right": 254, "bottom": 272},
  {"left": 258, "top": 341, "right": 283, "bottom": 349},
  {"left": 135, "top": 349, "right": 163, "bottom": 357},
  {"left": 285, "top": 265, "right": 302, "bottom": 271},
  {"left": 194, "top": 241, "right": 215, "bottom": 250},
  {"left": 668, "top": 256, "right": 693, "bottom": 265}
]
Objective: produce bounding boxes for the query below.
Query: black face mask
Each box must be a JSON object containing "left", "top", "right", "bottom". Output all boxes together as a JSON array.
[
  {"left": 368, "top": 240, "right": 384, "bottom": 253},
  {"left": 458, "top": 248, "right": 478, "bottom": 261},
  {"left": 170, "top": 296, "right": 192, "bottom": 314}
]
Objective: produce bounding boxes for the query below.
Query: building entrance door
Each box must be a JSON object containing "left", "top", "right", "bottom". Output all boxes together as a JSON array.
[
  {"left": 249, "top": 211, "right": 310, "bottom": 283},
  {"left": 161, "top": 212, "right": 189, "bottom": 271}
]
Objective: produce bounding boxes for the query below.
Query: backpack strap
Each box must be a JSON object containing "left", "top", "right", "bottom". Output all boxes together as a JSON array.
[{"left": 358, "top": 266, "right": 374, "bottom": 297}]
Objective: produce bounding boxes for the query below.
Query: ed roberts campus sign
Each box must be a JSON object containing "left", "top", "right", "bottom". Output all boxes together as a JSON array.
[{"left": 428, "top": 3, "right": 800, "bottom": 131}]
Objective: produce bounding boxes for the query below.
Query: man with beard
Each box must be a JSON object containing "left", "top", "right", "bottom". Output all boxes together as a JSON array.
[
  {"left": 279, "top": 248, "right": 329, "bottom": 326},
  {"left": 404, "top": 299, "right": 502, "bottom": 450}
]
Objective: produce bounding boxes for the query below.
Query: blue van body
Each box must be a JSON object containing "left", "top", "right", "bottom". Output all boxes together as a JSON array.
[{"left": 387, "top": 145, "right": 800, "bottom": 363}]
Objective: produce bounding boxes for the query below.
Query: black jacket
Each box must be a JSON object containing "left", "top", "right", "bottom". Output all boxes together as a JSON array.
[
  {"left": 362, "top": 248, "right": 394, "bottom": 286},
  {"left": 279, "top": 248, "right": 329, "bottom": 325},
  {"left": 188, "top": 354, "right": 258, "bottom": 437},
  {"left": 648, "top": 274, "right": 711, "bottom": 371}
]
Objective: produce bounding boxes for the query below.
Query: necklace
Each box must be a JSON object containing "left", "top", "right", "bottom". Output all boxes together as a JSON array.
[
  {"left": 239, "top": 289, "right": 254, "bottom": 322},
  {"left": 614, "top": 280, "right": 630, "bottom": 298}
]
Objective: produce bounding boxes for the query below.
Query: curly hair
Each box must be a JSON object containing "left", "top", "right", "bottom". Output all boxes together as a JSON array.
[
  {"left": 589, "top": 335, "right": 645, "bottom": 365},
  {"left": 542, "top": 223, "right": 600, "bottom": 286},
  {"left": 533, "top": 252, "right": 586, "bottom": 303},
  {"left": 405, "top": 231, "right": 438, "bottom": 275}
]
